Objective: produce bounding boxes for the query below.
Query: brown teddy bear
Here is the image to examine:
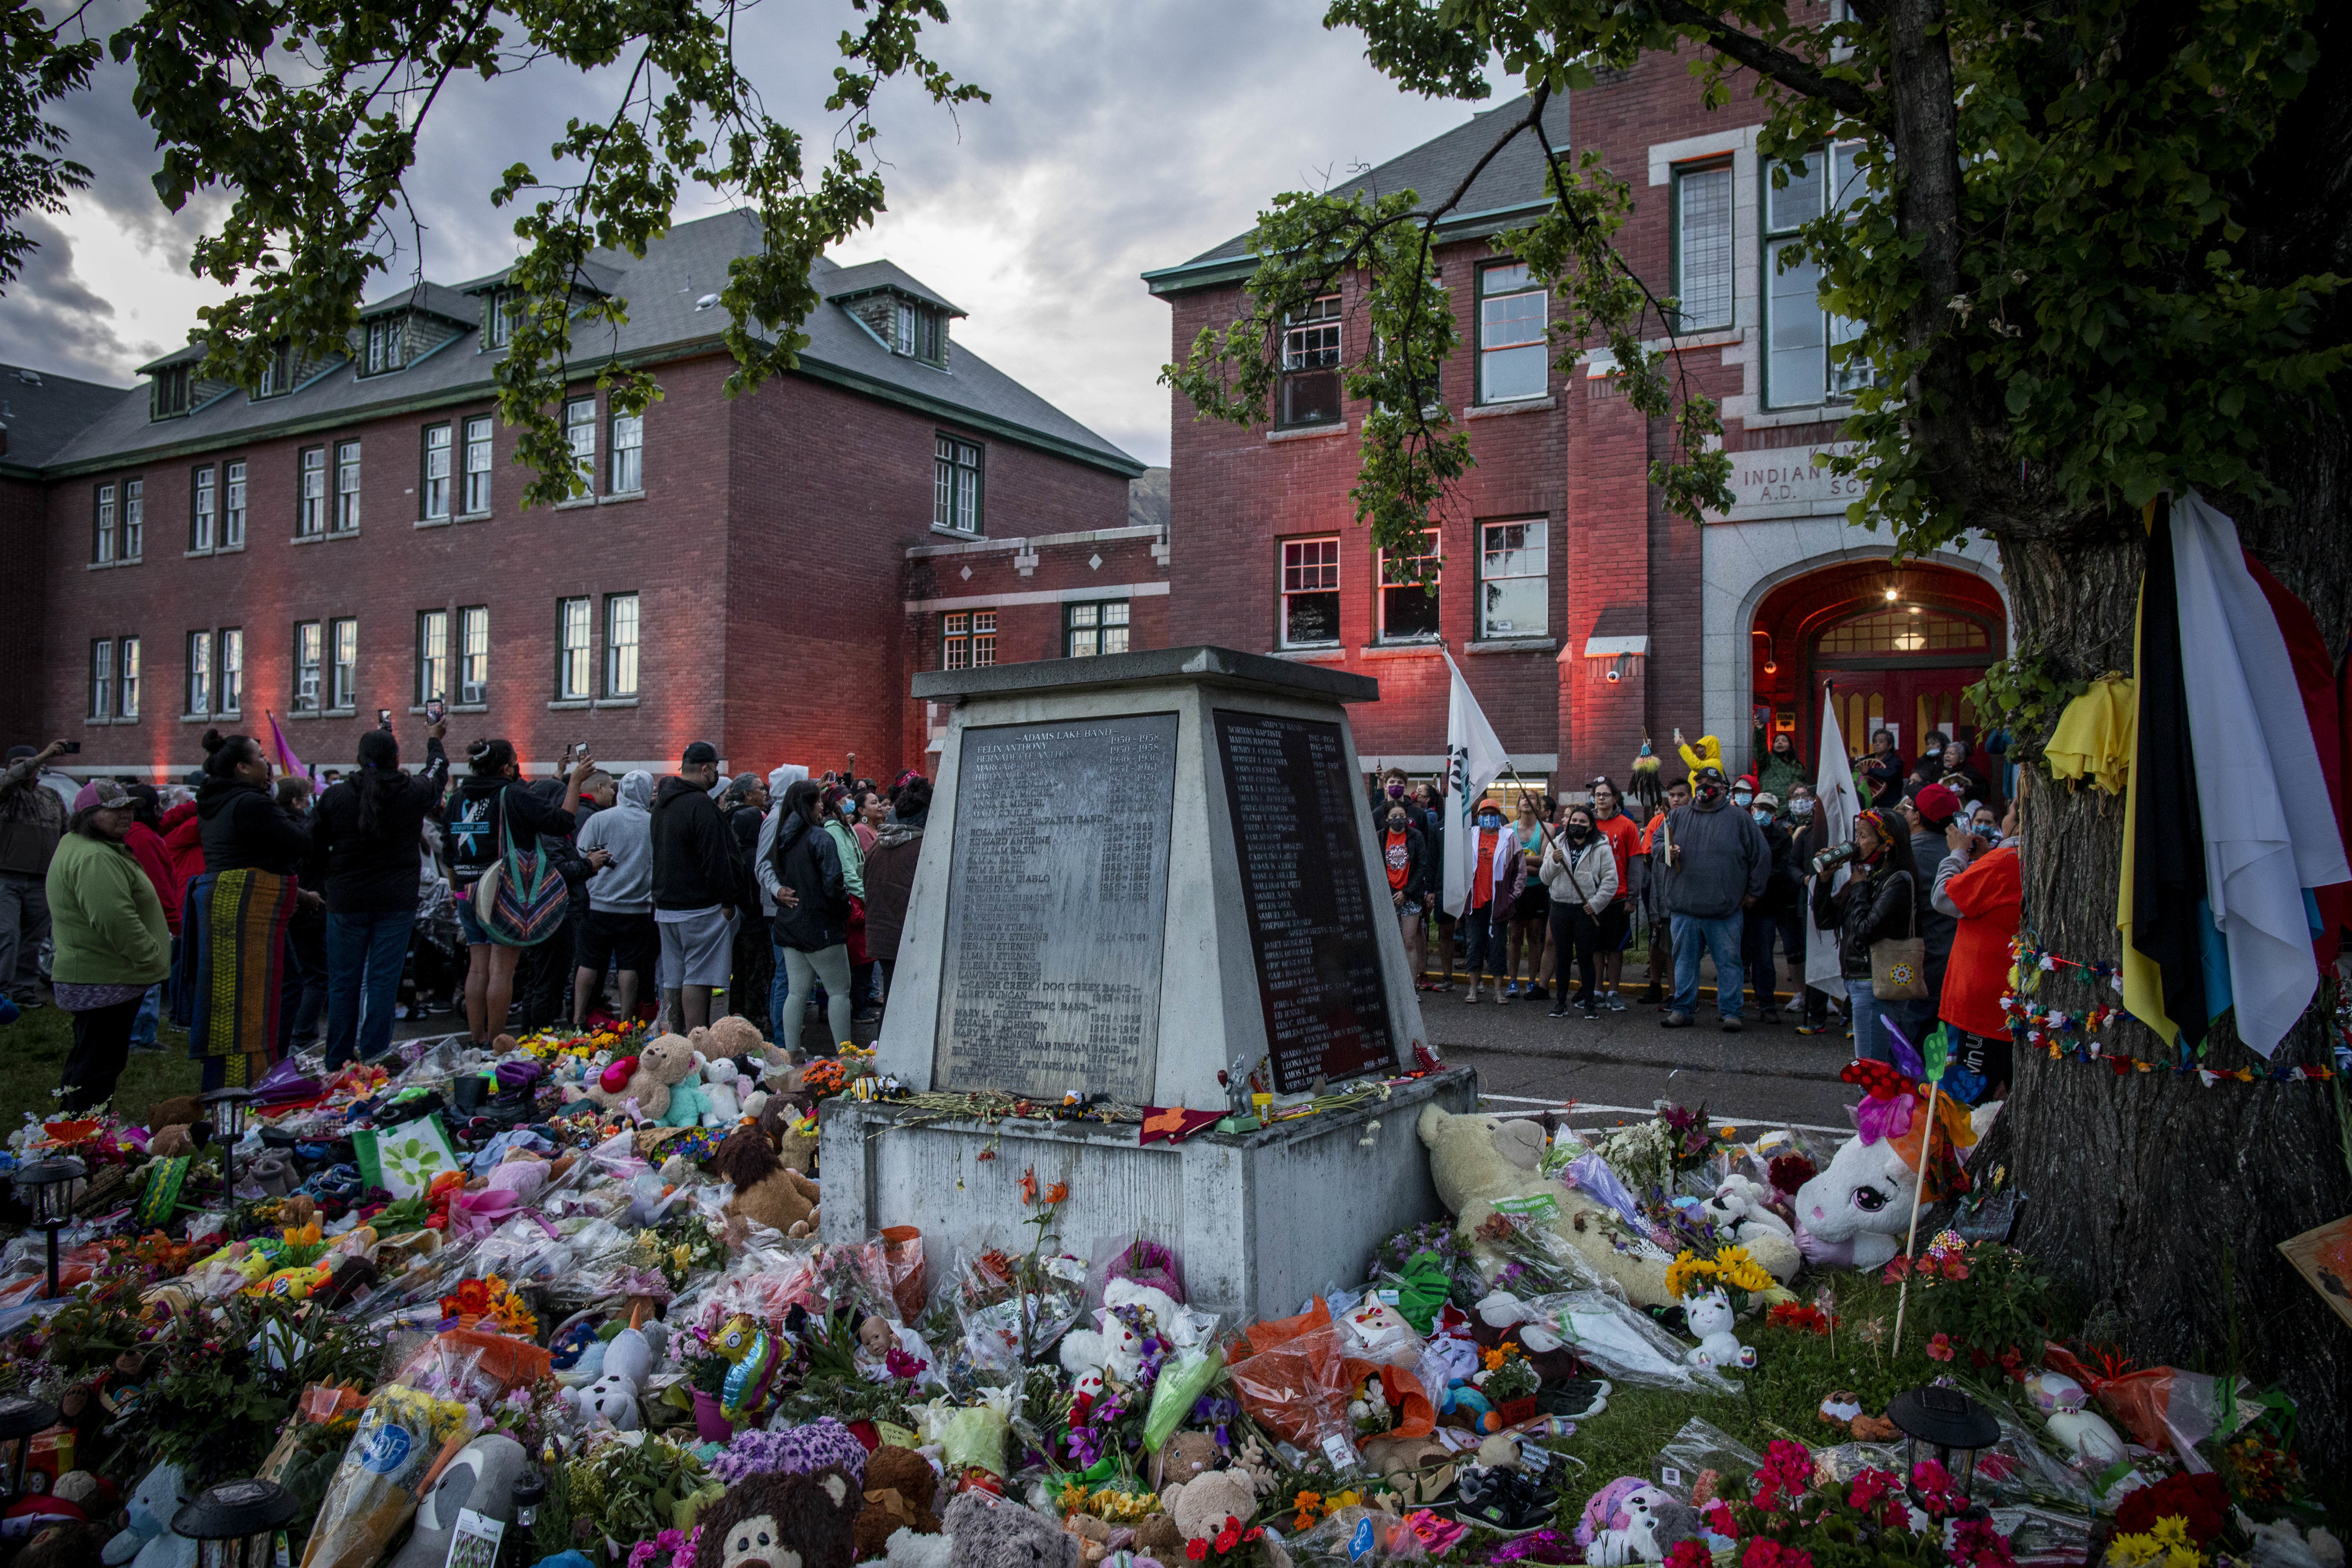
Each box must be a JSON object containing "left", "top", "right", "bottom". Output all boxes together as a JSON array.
[
  {"left": 852, "top": 1445, "right": 942, "bottom": 1561},
  {"left": 569, "top": 1032, "right": 699, "bottom": 1122},
  {"left": 147, "top": 1095, "right": 203, "bottom": 1157},
  {"left": 1132, "top": 1516, "right": 1183, "bottom": 1561},
  {"left": 1149, "top": 1431, "right": 1219, "bottom": 1491},
  {"left": 696, "top": 1466, "right": 860, "bottom": 1568},
  {"left": 712, "top": 1125, "right": 821, "bottom": 1238},
  {"left": 705, "top": 1013, "right": 769, "bottom": 1060},
  {"left": 1157, "top": 1472, "right": 1258, "bottom": 1547}
]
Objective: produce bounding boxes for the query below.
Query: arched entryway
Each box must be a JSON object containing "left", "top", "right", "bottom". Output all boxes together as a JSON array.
[{"left": 1749, "top": 558, "right": 2009, "bottom": 782}]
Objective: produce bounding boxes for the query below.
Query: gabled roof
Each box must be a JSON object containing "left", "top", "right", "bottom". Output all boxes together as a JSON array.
[
  {"left": 1143, "top": 92, "right": 1574, "bottom": 295},
  {"left": 451, "top": 258, "right": 629, "bottom": 299},
  {"left": 823, "top": 261, "right": 967, "bottom": 318},
  {"left": 358, "top": 281, "right": 483, "bottom": 327},
  {"left": 30, "top": 209, "right": 1142, "bottom": 478},
  {"left": 0, "top": 363, "right": 138, "bottom": 473}
]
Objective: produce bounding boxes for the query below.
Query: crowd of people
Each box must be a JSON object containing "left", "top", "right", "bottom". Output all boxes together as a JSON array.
[
  {"left": 0, "top": 722, "right": 934, "bottom": 1113},
  {"left": 1372, "top": 726, "right": 2021, "bottom": 1101}
]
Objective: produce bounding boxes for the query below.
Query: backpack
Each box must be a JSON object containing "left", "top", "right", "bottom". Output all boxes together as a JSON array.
[{"left": 472, "top": 789, "right": 569, "bottom": 946}]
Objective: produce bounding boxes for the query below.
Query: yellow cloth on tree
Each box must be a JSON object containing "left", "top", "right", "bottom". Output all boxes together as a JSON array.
[
  {"left": 2046, "top": 676, "right": 2137, "bottom": 794},
  {"left": 2113, "top": 599, "right": 2178, "bottom": 1046}
]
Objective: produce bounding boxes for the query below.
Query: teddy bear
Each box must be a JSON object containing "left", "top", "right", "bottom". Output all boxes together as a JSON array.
[
  {"left": 944, "top": 1492, "right": 1082, "bottom": 1568},
  {"left": 1103, "top": 1278, "right": 1204, "bottom": 1351},
  {"left": 696, "top": 1466, "right": 862, "bottom": 1568},
  {"left": 101, "top": 1462, "right": 194, "bottom": 1568},
  {"left": 1698, "top": 1176, "right": 1802, "bottom": 1284},
  {"left": 704, "top": 1012, "right": 770, "bottom": 1062},
  {"left": 565, "top": 1325, "right": 653, "bottom": 1431},
  {"left": 1575, "top": 1478, "right": 1706, "bottom": 1568},
  {"left": 1791, "top": 1134, "right": 1922, "bottom": 1270},
  {"left": 712, "top": 1125, "right": 821, "bottom": 1238},
  {"left": 660, "top": 1058, "right": 713, "bottom": 1128},
  {"left": 145, "top": 1096, "right": 204, "bottom": 1159},
  {"left": 1417, "top": 1104, "right": 1676, "bottom": 1309},
  {"left": 1149, "top": 1431, "right": 1220, "bottom": 1491},
  {"left": 852, "top": 1446, "right": 943, "bottom": 1562},
  {"left": 1156, "top": 1471, "right": 1258, "bottom": 1547},
  {"left": 566, "top": 1032, "right": 699, "bottom": 1122},
  {"left": 1681, "top": 1290, "right": 1755, "bottom": 1370},
  {"left": 1057, "top": 1309, "right": 1144, "bottom": 1384},
  {"left": 702, "top": 1058, "right": 747, "bottom": 1126},
  {"left": 1133, "top": 1516, "right": 1184, "bottom": 1562},
  {"left": 1360, "top": 1434, "right": 1456, "bottom": 1505}
]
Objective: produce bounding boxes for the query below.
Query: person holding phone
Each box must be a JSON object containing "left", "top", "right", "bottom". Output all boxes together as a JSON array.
[
  {"left": 308, "top": 713, "right": 449, "bottom": 1066},
  {"left": 446, "top": 737, "right": 593, "bottom": 1046}
]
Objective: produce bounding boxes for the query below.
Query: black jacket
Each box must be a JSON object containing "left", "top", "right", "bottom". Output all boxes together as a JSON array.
[
  {"left": 445, "top": 775, "right": 577, "bottom": 888},
  {"left": 1755, "top": 819, "right": 1801, "bottom": 916},
  {"left": 1378, "top": 821, "right": 1430, "bottom": 904},
  {"left": 1811, "top": 860, "right": 1916, "bottom": 980},
  {"left": 770, "top": 810, "right": 848, "bottom": 951},
  {"left": 1860, "top": 750, "right": 1907, "bottom": 809},
  {"left": 306, "top": 740, "right": 450, "bottom": 913},
  {"left": 198, "top": 779, "right": 314, "bottom": 876},
  {"left": 725, "top": 804, "right": 764, "bottom": 908},
  {"left": 650, "top": 776, "right": 736, "bottom": 913}
]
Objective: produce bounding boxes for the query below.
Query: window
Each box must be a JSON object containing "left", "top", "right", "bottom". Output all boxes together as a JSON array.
[
  {"left": 934, "top": 436, "right": 982, "bottom": 533},
  {"left": 121, "top": 478, "right": 143, "bottom": 559},
  {"left": 892, "top": 301, "right": 944, "bottom": 363},
  {"left": 1279, "top": 294, "right": 1344, "bottom": 427},
  {"left": 1477, "top": 264, "right": 1547, "bottom": 403},
  {"left": 485, "top": 289, "right": 517, "bottom": 349},
  {"left": 1280, "top": 537, "right": 1342, "bottom": 647},
  {"left": 604, "top": 594, "right": 639, "bottom": 698},
  {"left": 557, "top": 597, "right": 592, "bottom": 699},
  {"left": 610, "top": 411, "right": 643, "bottom": 493},
  {"left": 255, "top": 343, "right": 295, "bottom": 398},
  {"left": 1763, "top": 141, "right": 1870, "bottom": 407},
  {"left": 330, "top": 618, "right": 357, "bottom": 709},
  {"left": 463, "top": 416, "right": 493, "bottom": 514},
  {"left": 417, "top": 610, "right": 449, "bottom": 706},
  {"left": 293, "top": 621, "right": 322, "bottom": 712},
  {"left": 460, "top": 606, "right": 489, "bottom": 704},
  {"left": 1816, "top": 608, "right": 1989, "bottom": 655},
  {"left": 297, "top": 447, "right": 326, "bottom": 537},
  {"left": 89, "top": 639, "right": 113, "bottom": 720},
  {"left": 941, "top": 610, "right": 996, "bottom": 670},
  {"left": 1065, "top": 600, "right": 1130, "bottom": 658},
  {"left": 92, "top": 482, "right": 116, "bottom": 563},
  {"left": 421, "top": 425, "right": 452, "bottom": 520},
  {"left": 151, "top": 364, "right": 190, "bottom": 419},
  {"left": 363, "top": 315, "right": 405, "bottom": 375},
  {"left": 1378, "top": 530, "right": 1442, "bottom": 642},
  {"left": 191, "top": 465, "right": 216, "bottom": 551},
  {"left": 1478, "top": 520, "right": 1549, "bottom": 638},
  {"left": 223, "top": 460, "right": 247, "bottom": 548},
  {"left": 186, "top": 632, "right": 212, "bottom": 716},
  {"left": 1671, "top": 162, "right": 1734, "bottom": 332},
  {"left": 333, "top": 440, "right": 361, "bottom": 532},
  {"left": 117, "top": 637, "right": 139, "bottom": 719},
  {"left": 563, "top": 398, "right": 596, "bottom": 496},
  {"left": 220, "top": 629, "right": 243, "bottom": 714}
]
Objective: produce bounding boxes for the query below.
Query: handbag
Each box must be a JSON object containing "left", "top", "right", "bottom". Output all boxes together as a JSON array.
[
  {"left": 1868, "top": 869, "right": 1928, "bottom": 1000},
  {"left": 472, "top": 791, "right": 569, "bottom": 947}
]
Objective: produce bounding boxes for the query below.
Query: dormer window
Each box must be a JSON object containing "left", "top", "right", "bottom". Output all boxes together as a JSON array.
[
  {"left": 894, "top": 301, "right": 943, "bottom": 364},
  {"left": 255, "top": 343, "right": 296, "bottom": 399},
  {"left": 362, "top": 315, "right": 406, "bottom": 375},
  {"left": 150, "top": 364, "right": 191, "bottom": 420},
  {"left": 484, "top": 289, "right": 518, "bottom": 349}
]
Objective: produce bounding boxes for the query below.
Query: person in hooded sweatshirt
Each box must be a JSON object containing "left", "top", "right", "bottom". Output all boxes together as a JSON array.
[
  {"left": 650, "top": 741, "right": 738, "bottom": 1033},
  {"left": 761, "top": 778, "right": 850, "bottom": 1056},
  {"left": 306, "top": 717, "right": 449, "bottom": 1066},
  {"left": 445, "top": 737, "right": 593, "bottom": 1046},
  {"left": 1657, "top": 764, "right": 1769, "bottom": 1032},
  {"left": 184, "top": 729, "right": 316, "bottom": 1088},
  {"left": 860, "top": 775, "right": 930, "bottom": 1015},
  {"left": 575, "top": 770, "right": 655, "bottom": 1026}
]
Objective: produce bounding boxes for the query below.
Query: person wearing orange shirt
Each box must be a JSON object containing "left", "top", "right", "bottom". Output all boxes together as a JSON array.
[{"left": 1463, "top": 797, "right": 1526, "bottom": 1003}]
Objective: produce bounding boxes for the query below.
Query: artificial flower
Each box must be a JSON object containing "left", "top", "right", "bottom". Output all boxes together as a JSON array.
[
  {"left": 1668, "top": 1543, "right": 1712, "bottom": 1568},
  {"left": 1185, "top": 1542, "right": 1208, "bottom": 1562},
  {"left": 1926, "top": 1332, "right": 1956, "bottom": 1361}
]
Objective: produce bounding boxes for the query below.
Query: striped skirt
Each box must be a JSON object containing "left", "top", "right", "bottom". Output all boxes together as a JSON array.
[{"left": 173, "top": 868, "right": 294, "bottom": 1091}]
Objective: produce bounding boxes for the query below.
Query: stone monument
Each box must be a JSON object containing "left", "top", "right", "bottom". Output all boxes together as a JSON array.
[{"left": 820, "top": 646, "right": 1475, "bottom": 1323}]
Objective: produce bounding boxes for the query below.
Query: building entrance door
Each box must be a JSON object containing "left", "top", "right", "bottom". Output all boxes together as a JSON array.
[{"left": 1824, "top": 666, "right": 1985, "bottom": 761}]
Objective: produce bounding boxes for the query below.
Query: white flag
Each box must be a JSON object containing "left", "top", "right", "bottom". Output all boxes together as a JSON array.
[
  {"left": 1806, "top": 682, "right": 1861, "bottom": 999},
  {"left": 1441, "top": 649, "right": 1511, "bottom": 918}
]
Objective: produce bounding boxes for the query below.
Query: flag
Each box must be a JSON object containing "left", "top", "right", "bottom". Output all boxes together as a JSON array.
[
  {"left": 1441, "top": 649, "right": 1510, "bottom": 919},
  {"left": 264, "top": 709, "right": 310, "bottom": 784},
  {"left": 1805, "top": 681, "right": 1860, "bottom": 998},
  {"left": 2120, "top": 497, "right": 2207, "bottom": 1050}
]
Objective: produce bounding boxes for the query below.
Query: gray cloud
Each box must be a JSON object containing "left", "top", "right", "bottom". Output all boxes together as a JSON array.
[
  {"left": 0, "top": 214, "right": 139, "bottom": 382},
  {"left": 11, "top": 0, "right": 1496, "bottom": 463}
]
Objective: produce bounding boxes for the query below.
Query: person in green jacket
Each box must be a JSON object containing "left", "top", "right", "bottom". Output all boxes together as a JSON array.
[{"left": 45, "top": 779, "right": 169, "bottom": 1111}]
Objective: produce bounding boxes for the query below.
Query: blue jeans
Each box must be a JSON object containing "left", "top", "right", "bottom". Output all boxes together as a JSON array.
[
  {"left": 1462, "top": 904, "right": 1506, "bottom": 980},
  {"left": 1846, "top": 974, "right": 1888, "bottom": 1063},
  {"left": 1670, "top": 911, "right": 1745, "bottom": 1022},
  {"left": 325, "top": 909, "right": 416, "bottom": 1067},
  {"left": 130, "top": 983, "right": 162, "bottom": 1050}
]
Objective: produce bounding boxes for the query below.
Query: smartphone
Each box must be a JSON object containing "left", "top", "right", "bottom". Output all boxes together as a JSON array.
[
  {"left": 377, "top": 709, "right": 392, "bottom": 730},
  {"left": 423, "top": 697, "right": 446, "bottom": 724},
  {"left": 60, "top": 741, "right": 80, "bottom": 755}
]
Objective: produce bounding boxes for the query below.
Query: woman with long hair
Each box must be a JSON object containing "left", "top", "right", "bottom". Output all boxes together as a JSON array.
[
  {"left": 1808, "top": 806, "right": 1920, "bottom": 1064},
  {"left": 47, "top": 780, "right": 169, "bottom": 1109},
  {"left": 443, "top": 738, "right": 593, "bottom": 1046},
  {"left": 1539, "top": 802, "right": 1619, "bottom": 1021},
  {"left": 761, "top": 779, "right": 853, "bottom": 1056},
  {"left": 179, "top": 729, "right": 314, "bottom": 1090},
  {"left": 308, "top": 717, "right": 449, "bottom": 1066}
]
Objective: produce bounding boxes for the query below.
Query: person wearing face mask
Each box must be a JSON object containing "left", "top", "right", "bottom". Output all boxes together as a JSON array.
[
  {"left": 1658, "top": 766, "right": 1769, "bottom": 1031},
  {"left": 1462, "top": 796, "right": 1525, "bottom": 1004},
  {"left": 1810, "top": 807, "right": 1921, "bottom": 1063},
  {"left": 1637, "top": 778, "right": 1690, "bottom": 1004},
  {"left": 1380, "top": 800, "right": 1430, "bottom": 987},
  {"left": 1540, "top": 803, "right": 1617, "bottom": 1019},
  {"left": 1739, "top": 791, "right": 1800, "bottom": 1023},
  {"left": 1503, "top": 793, "right": 1553, "bottom": 1002},
  {"left": 1779, "top": 784, "right": 1835, "bottom": 1034},
  {"left": 1758, "top": 730, "right": 1806, "bottom": 802},
  {"left": 1894, "top": 783, "right": 1963, "bottom": 1047},
  {"left": 1586, "top": 778, "right": 1639, "bottom": 1011},
  {"left": 1411, "top": 782, "right": 1457, "bottom": 991},
  {"left": 1934, "top": 781, "right": 2023, "bottom": 1099}
]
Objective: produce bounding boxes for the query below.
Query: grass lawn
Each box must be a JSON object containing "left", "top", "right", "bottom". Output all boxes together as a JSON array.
[{"left": 0, "top": 1002, "right": 201, "bottom": 1131}]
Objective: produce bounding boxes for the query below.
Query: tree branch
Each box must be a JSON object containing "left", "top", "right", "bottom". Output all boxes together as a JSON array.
[{"left": 1649, "top": 0, "right": 1878, "bottom": 119}]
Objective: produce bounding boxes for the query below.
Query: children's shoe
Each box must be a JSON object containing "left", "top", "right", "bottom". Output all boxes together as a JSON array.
[
  {"left": 1795, "top": 1021, "right": 1829, "bottom": 1035},
  {"left": 1605, "top": 993, "right": 1627, "bottom": 1013},
  {"left": 1503, "top": 981, "right": 1520, "bottom": 999},
  {"left": 1465, "top": 983, "right": 1483, "bottom": 1003}
]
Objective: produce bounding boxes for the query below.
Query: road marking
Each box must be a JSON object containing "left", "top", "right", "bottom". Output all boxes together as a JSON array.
[{"left": 1475, "top": 1092, "right": 1851, "bottom": 1135}]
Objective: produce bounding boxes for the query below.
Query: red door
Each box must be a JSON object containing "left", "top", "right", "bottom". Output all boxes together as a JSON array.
[{"left": 1808, "top": 603, "right": 1999, "bottom": 770}]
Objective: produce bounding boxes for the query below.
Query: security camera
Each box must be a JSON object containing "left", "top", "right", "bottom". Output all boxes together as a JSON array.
[{"left": 1604, "top": 666, "right": 1623, "bottom": 684}]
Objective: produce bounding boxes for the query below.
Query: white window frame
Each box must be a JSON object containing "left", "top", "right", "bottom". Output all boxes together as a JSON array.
[
  {"left": 297, "top": 447, "right": 325, "bottom": 537},
  {"left": 558, "top": 597, "right": 592, "bottom": 699},
  {"left": 563, "top": 398, "right": 596, "bottom": 497},
  {"left": 191, "top": 465, "right": 216, "bottom": 552},
  {"left": 603, "top": 593, "right": 639, "bottom": 698},
  {"left": 1476, "top": 519, "right": 1549, "bottom": 639},
  {"left": 417, "top": 609, "right": 449, "bottom": 707},
  {"left": 293, "top": 620, "right": 322, "bottom": 713},
  {"left": 940, "top": 609, "right": 997, "bottom": 670},
  {"left": 1762, "top": 140, "right": 1870, "bottom": 408},
  {"left": 934, "top": 435, "right": 982, "bottom": 533},
  {"left": 610, "top": 411, "right": 643, "bottom": 494},
  {"left": 422, "top": 424, "right": 452, "bottom": 520},
  {"left": 1279, "top": 294, "right": 1344, "bottom": 428},
  {"left": 1376, "top": 529, "right": 1444, "bottom": 644},
  {"left": 223, "top": 459, "right": 247, "bottom": 548},
  {"left": 329, "top": 618, "right": 357, "bottom": 710},
  {"left": 1671, "top": 161, "right": 1735, "bottom": 333},
  {"left": 219, "top": 628, "right": 243, "bottom": 715},
  {"left": 459, "top": 605, "right": 489, "bottom": 704},
  {"left": 93, "top": 482, "right": 115, "bottom": 563},
  {"left": 333, "top": 440, "right": 361, "bottom": 532},
  {"left": 1475, "top": 264, "right": 1547, "bottom": 404},
  {"left": 363, "top": 315, "right": 404, "bottom": 375},
  {"left": 89, "top": 639, "right": 113, "bottom": 719},
  {"left": 1279, "top": 535, "right": 1342, "bottom": 649},
  {"left": 1065, "top": 599, "right": 1131, "bottom": 659},
  {"left": 186, "top": 631, "right": 213, "bottom": 717},
  {"left": 121, "top": 477, "right": 144, "bottom": 560},
  {"left": 117, "top": 636, "right": 140, "bottom": 719},
  {"left": 463, "top": 416, "right": 493, "bottom": 514}
]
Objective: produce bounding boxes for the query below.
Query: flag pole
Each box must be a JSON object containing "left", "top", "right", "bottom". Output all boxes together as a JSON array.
[{"left": 1891, "top": 1074, "right": 1943, "bottom": 1356}]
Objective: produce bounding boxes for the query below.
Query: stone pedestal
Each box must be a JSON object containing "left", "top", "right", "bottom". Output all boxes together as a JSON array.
[{"left": 818, "top": 646, "right": 1454, "bottom": 1316}]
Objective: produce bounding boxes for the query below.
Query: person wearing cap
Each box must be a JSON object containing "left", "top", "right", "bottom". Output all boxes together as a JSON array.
[
  {"left": 1896, "top": 781, "right": 1965, "bottom": 1040},
  {"left": 651, "top": 741, "right": 738, "bottom": 1033},
  {"left": 1656, "top": 764, "right": 1770, "bottom": 1031},
  {"left": 44, "top": 780, "right": 169, "bottom": 1110},
  {"left": 1739, "top": 789, "right": 1800, "bottom": 1023},
  {"left": 0, "top": 740, "right": 73, "bottom": 1009},
  {"left": 719, "top": 772, "right": 772, "bottom": 1027}
]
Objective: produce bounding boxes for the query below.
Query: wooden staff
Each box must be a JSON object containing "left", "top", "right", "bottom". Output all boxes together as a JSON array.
[{"left": 1890, "top": 1072, "right": 1944, "bottom": 1356}]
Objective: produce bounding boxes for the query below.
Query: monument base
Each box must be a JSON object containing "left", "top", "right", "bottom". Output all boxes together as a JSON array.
[{"left": 818, "top": 1067, "right": 1478, "bottom": 1324}]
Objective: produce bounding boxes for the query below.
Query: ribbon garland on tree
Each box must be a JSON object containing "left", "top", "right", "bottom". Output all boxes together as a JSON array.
[{"left": 2003, "top": 936, "right": 2343, "bottom": 1085}]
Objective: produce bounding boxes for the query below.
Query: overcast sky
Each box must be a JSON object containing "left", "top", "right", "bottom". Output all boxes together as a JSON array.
[{"left": 0, "top": 0, "right": 1504, "bottom": 467}]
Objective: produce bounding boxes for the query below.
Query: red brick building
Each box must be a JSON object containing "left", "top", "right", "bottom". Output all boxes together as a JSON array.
[
  {"left": 1146, "top": 52, "right": 2009, "bottom": 796},
  {"left": 0, "top": 209, "right": 1150, "bottom": 786}
]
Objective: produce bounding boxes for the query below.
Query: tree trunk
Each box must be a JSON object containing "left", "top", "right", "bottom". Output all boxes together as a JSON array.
[{"left": 1987, "top": 510, "right": 2352, "bottom": 1453}]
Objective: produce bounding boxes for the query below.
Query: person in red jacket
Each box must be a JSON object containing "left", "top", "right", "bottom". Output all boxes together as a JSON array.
[
  {"left": 160, "top": 797, "right": 205, "bottom": 905},
  {"left": 1932, "top": 786, "right": 2023, "bottom": 1099},
  {"left": 120, "top": 784, "right": 183, "bottom": 1051}
]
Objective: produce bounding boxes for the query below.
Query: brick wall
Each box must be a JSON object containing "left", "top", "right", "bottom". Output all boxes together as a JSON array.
[{"left": 0, "top": 475, "right": 49, "bottom": 746}]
